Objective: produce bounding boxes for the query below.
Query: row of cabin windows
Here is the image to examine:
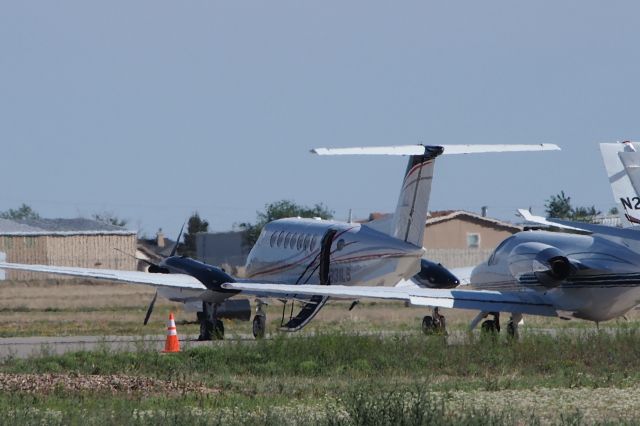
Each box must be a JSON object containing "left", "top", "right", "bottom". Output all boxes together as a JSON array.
[{"left": 269, "top": 230, "right": 319, "bottom": 252}]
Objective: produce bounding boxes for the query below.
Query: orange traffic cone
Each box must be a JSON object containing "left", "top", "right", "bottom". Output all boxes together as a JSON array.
[{"left": 162, "top": 312, "right": 180, "bottom": 353}]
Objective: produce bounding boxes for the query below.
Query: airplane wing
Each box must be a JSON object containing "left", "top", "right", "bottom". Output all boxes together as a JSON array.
[
  {"left": 0, "top": 262, "right": 207, "bottom": 290},
  {"left": 222, "top": 283, "right": 557, "bottom": 317}
]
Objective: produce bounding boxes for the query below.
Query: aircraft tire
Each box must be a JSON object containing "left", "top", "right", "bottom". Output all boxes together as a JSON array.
[
  {"left": 481, "top": 320, "right": 499, "bottom": 334},
  {"left": 252, "top": 314, "right": 266, "bottom": 339},
  {"left": 506, "top": 320, "right": 518, "bottom": 339},
  {"left": 213, "top": 320, "right": 224, "bottom": 340},
  {"left": 422, "top": 316, "right": 436, "bottom": 335}
]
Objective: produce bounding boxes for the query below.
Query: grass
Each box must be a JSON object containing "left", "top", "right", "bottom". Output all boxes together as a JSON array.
[
  {"left": 4, "top": 279, "right": 640, "bottom": 423},
  {"left": 3, "top": 331, "right": 640, "bottom": 423}
]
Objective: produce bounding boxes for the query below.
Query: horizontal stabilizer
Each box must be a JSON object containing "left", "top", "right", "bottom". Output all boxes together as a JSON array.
[
  {"left": 311, "top": 144, "right": 560, "bottom": 156},
  {"left": 517, "top": 209, "right": 590, "bottom": 232}
]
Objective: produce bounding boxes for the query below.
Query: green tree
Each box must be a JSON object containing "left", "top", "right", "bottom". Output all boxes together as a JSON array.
[
  {"left": 0, "top": 203, "right": 40, "bottom": 220},
  {"left": 92, "top": 212, "right": 127, "bottom": 227},
  {"left": 181, "top": 212, "right": 209, "bottom": 257},
  {"left": 239, "top": 200, "right": 333, "bottom": 247},
  {"left": 544, "top": 191, "right": 572, "bottom": 219},
  {"left": 544, "top": 191, "right": 601, "bottom": 222}
]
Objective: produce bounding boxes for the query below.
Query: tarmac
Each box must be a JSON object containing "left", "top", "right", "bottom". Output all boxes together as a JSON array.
[
  {"left": 0, "top": 334, "right": 257, "bottom": 360},
  {"left": 0, "top": 326, "right": 610, "bottom": 360}
]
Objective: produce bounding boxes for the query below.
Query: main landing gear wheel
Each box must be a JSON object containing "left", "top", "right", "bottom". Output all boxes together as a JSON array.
[
  {"left": 197, "top": 311, "right": 213, "bottom": 341},
  {"left": 213, "top": 319, "right": 225, "bottom": 340},
  {"left": 252, "top": 315, "right": 266, "bottom": 339},
  {"left": 421, "top": 308, "right": 447, "bottom": 336},
  {"left": 480, "top": 312, "right": 501, "bottom": 336}
]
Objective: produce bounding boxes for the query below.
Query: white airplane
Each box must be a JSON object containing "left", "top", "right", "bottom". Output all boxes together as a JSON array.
[{"left": 0, "top": 143, "right": 559, "bottom": 340}]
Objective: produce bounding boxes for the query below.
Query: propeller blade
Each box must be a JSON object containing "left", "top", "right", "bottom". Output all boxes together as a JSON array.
[
  {"left": 170, "top": 222, "right": 187, "bottom": 257},
  {"left": 113, "top": 247, "right": 156, "bottom": 267},
  {"left": 143, "top": 291, "right": 159, "bottom": 325}
]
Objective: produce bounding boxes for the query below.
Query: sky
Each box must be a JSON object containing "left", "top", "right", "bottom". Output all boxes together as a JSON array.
[{"left": 1, "top": 1, "right": 639, "bottom": 239}]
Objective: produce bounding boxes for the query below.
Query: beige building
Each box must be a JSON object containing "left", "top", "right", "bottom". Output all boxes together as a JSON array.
[
  {"left": 365, "top": 210, "right": 522, "bottom": 268},
  {"left": 422, "top": 210, "right": 522, "bottom": 268},
  {"left": 0, "top": 218, "right": 137, "bottom": 280}
]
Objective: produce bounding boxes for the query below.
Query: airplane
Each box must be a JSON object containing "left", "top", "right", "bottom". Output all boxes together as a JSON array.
[{"left": 0, "top": 143, "right": 559, "bottom": 340}]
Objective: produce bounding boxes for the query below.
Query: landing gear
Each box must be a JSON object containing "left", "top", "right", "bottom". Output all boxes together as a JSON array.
[
  {"left": 480, "top": 312, "right": 501, "bottom": 335},
  {"left": 198, "top": 302, "right": 224, "bottom": 341},
  {"left": 252, "top": 300, "right": 267, "bottom": 339},
  {"left": 213, "top": 319, "right": 225, "bottom": 340},
  {"left": 506, "top": 313, "right": 522, "bottom": 339},
  {"left": 421, "top": 307, "right": 447, "bottom": 335}
]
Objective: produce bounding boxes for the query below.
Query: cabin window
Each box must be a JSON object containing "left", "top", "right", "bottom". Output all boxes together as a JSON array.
[
  {"left": 270, "top": 231, "right": 277, "bottom": 248},
  {"left": 303, "top": 234, "right": 311, "bottom": 250},
  {"left": 466, "top": 233, "right": 480, "bottom": 249},
  {"left": 297, "top": 233, "right": 304, "bottom": 250},
  {"left": 289, "top": 233, "right": 298, "bottom": 249},
  {"left": 276, "top": 231, "right": 285, "bottom": 247},
  {"left": 336, "top": 238, "right": 345, "bottom": 251},
  {"left": 284, "top": 232, "right": 292, "bottom": 249},
  {"left": 310, "top": 235, "right": 318, "bottom": 252}
]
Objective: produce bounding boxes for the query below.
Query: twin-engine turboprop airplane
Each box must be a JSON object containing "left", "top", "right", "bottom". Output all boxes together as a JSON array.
[{"left": 0, "top": 143, "right": 558, "bottom": 340}]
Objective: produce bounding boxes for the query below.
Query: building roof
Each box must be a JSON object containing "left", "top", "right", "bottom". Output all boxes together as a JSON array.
[
  {"left": 0, "top": 218, "right": 136, "bottom": 236},
  {"left": 426, "top": 210, "right": 522, "bottom": 231}
]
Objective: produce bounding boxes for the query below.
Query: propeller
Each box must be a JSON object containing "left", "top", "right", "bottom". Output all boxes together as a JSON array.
[
  {"left": 170, "top": 221, "right": 186, "bottom": 257},
  {"left": 113, "top": 248, "right": 169, "bottom": 274},
  {"left": 143, "top": 291, "right": 158, "bottom": 325}
]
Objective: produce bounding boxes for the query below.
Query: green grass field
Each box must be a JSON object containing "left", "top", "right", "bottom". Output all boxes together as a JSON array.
[{"left": 2, "top": 280, "right": 640, "bottom": 424}]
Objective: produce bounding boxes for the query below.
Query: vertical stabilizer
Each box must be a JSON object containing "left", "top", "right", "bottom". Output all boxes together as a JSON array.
[
  {"left": 391, "top": 146, "right": 444, "bottom": 246},
  {"left": 600, "top": 141, "right": 640, "bottom": 226}
]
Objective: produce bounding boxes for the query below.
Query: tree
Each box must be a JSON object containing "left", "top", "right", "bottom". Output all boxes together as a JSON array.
[
  {"left": 0, "top": 203, "right": 40, "bottom": 220},
  {"left": 544, "top": 191, "right": 572, "bottom": 219},
  {"left": 544, "top": 191, "right": 601, "bottom": 222},
  {"left": 239, "top": 200, "right": 333, "bottom": 247},
  {"left": 181, "top": 212, "right": 209, "bottom": 257},
  {"left": 92, "top": 212, "right": 128, "bottom": 227}
]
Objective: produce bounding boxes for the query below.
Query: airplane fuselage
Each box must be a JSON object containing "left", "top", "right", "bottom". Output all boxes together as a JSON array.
[
  {"left": 245, "top": 218, "right": 424, "bottom": 287},
  {"left": 470, "top": 231, "right": 640, "bottom": 322}
]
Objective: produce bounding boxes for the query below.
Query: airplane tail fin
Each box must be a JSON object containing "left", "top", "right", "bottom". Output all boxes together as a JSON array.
[
  {"left": 391, "top": 147, "right": 442, "bottom": 246},
  {"left": 600, "top": 141, "right": 640, "bottom": 226},
  {"left": 312, "top": 143, "right": 560, "bottom": 246}
]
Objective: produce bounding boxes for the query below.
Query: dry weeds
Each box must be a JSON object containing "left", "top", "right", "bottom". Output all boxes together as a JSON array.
[{"left": 0, "top": 372, "right": 219, "bottom": 396}]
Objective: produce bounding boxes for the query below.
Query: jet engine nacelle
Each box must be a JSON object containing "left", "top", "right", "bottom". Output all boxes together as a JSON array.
[
  {"left": 508, "top": 242, "right": 574, "bottom": 287},
  {"left": 412, "top": 259, "right": 460, "bottom": 289}
]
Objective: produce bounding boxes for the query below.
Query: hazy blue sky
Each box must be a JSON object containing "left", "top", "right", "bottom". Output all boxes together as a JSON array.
[{"left": 1, "top": 1, "right": 639, "bottom": 238}]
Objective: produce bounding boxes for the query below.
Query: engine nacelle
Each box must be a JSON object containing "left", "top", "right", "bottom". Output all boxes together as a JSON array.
[
  {"left": 508, "top": 242, "right": 574, "bottom": 287},
  {"left": 412, "top": 259, "right": 460, "bottom": 289}
]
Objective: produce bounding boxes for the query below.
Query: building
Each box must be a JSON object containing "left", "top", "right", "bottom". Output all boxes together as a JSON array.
[
  {"left": 0, "top": 218, "right": 137, "bottom": 280},
  {"left": 363, "top": 210, "right": 522, "bottom": 268},
  {"left": 422, "top": 210, "right": 522, "bottom": 268},
  {"left": 196, "top": 230, "right": 250, "bottom": 275}
]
